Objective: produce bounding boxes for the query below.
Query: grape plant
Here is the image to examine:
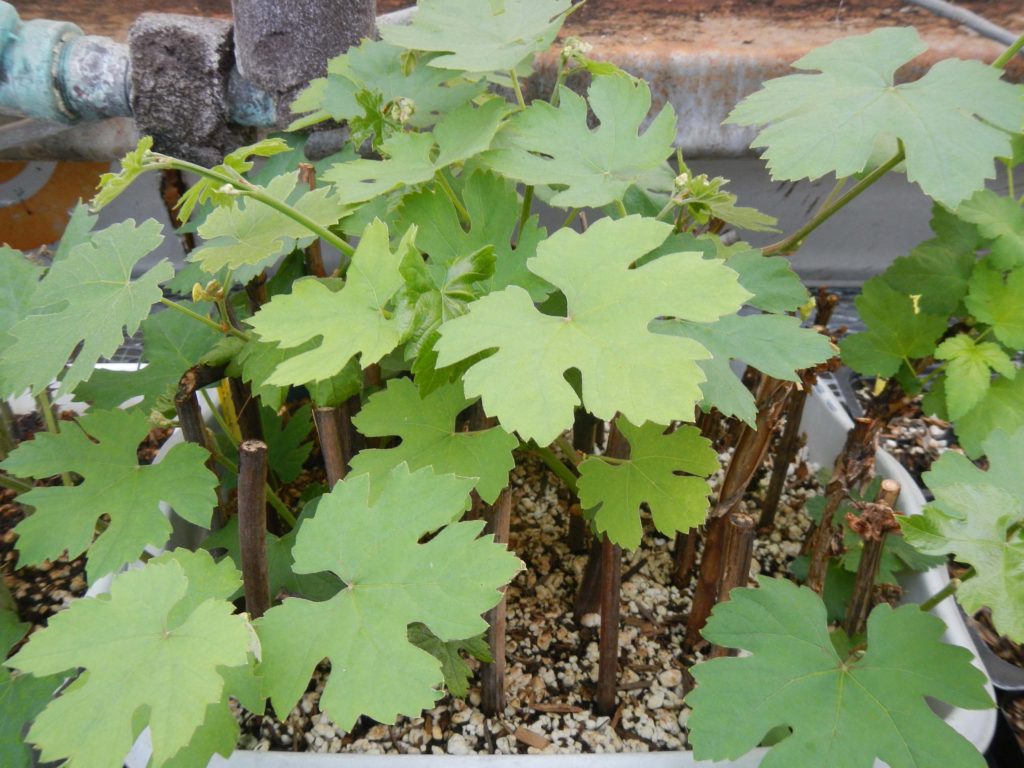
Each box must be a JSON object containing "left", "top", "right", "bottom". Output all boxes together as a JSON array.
[{"left": 0, "top": 1, "right": 1022, "bottom": 766}]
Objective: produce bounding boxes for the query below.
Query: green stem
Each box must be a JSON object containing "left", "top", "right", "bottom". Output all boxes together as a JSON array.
[
  {"left": 158, "top": 157, "right": 356, "bottom": 257},
  {"left": 36, "top": 389, "right": 73, "bottom": 487},
  {"left": 515, "top": 185, "right": 535, "bottom": 245},
  {"left": 200, "top": 390, "right": 240, "bottom": 450},
  {"left": 813, "top": 176, "right": 849, "bottom": 218},
  {"left": 522, "top": 441, "right": 579, "bottom": 494},
  {"left": 993, "top": 31, "right": 1024, "bottom": 70},
  {"left": 0, "top": 472, "right": 33, "bottom": 495},
  {"left": 763, "top": 148, "right": 905, "bottom": 256},
  {"left": 510, "top": 69, "right": 527, "bottom": 110},
  {"left": 159, "top": 298, "right": 248, "bottom": 340},
  {"left": 550, "top": 59, "right": 566, "bottom": 107},
  {"left": 1006, "top": 161, "right": 1015, "bottom": 200},
  {"left": 211, "top": 450, "right": 297, "bottom": 528},
  {"left": 655, "top": 199, "right": 676, "bottom": 222},
  {"left": 920, "top": 568, "right": 974, "bottom": 612},
  {"left": 437, "top": 171, "right": 471, "bottom": 227},
  {"left": 561, "top": 207, "right": 581, "bottom": 230},
  {"left": 614, "top": 198, "right": 628, "bottom": 219},
  {"left": 554, "top": 435, "right": 580, "bottom": 465}
]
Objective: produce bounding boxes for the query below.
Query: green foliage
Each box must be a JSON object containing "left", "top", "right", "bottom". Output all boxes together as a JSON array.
[
  {"left": 261, "top": 403, "right": 314, "bottom": 485},
  {"left": 904, "top": 484, "right": 1024, "bottom": 643},
  {"left": 484, "top": 74, "right": 676, "bottom": 208},
  {"left": 290, "top": 39, "right": 485, "bottom": 131},
  {"left": 380, "top": 0, "right": 572, "bottom": 72},
  {"left": 248, "top": 220, "right": 417, "bottom": 385},
  {"left": 192, "top": 171, "right": 344, "bottom": 275},
  {"left": 3, "top": 219, "right": 171, "bottom": 397},
  {"left": 687, "top": 577, "right": 992, "bottom": 768},
  {"left": 658, "top": 313, "right": 835, "bottom": 425},
  {"left": 965, "top": 263, "right": 1024, "bottom": 349},
  {"left": 436, "top": 216, "right": 749, "bottom": 444},
  {"left": 6, "top": 550, "right": 254, "bottom": 768},
  {"left": 671, "top": 172, "right": 778, "bottom": 232},
  {"left": 407, "top": 623, "right": 491, "bottom": 698},
  {"left": 0, "top": 247, "right": 42, "bottom": 395},
  {"left": 578, "top": 418, "right": 717, "bottom": 549},
  {"left": 934, "top": 333, "right": 1016, "bottom": 420},
  {"left": 0, "top": 409, "right": 218, "bottom": 581},
  {"left": 74, "top": 303, "right": 221, "bottom": 412},
  {"left": 951, "top": 375, "right": 1024, "bottom": 459},
  {"left": 730, "top": 26, "right": 1024, "bottom": 206},
  {"left": 93, "top": 136, "right": 156, "bottom": 211},
  {"left": 956, "top": 189, "right": 1024, "bottom": 269},
  {"left": 879, "top": 237, "right": 975, "bottom": 316},
  {"left": 351, "top": 378, "right": 517, "bottom": 504},
  {"left": 840, "top": 277, "right": 948, "bottom": 378},
  {"left": 257, "top": 464, "right": 522, "bottom": 728}
]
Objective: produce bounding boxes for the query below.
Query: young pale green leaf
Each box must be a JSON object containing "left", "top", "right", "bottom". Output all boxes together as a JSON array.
[
  {"left": 248, "top": 220, "right": 416, "bottom": 386},
  {"left": 673, "top": 173, "right": 778, "bottom": 232},
  {"left": 934, "top": 333, "right": 1016, "bottom": 420},
  {"left": 257, "top": 464, "right": 522, "bottom": 728},
  {"left": 965, "top": 264, "right": 1024, "bottom": 349},
  {"left": 840, "top": 277, "right": 948, "bottom": 378},
  {"left": 687, "top": 576, "right": 992, "bottom": 768},
  {"left": 483, "top": 74, "right": 677, "bottom": 208},
  {"left": 93, "top": 136, "right": 157, "bottom": 211},
  {"left": 578, "top": 418, "right": 717, "bottom": 550},
  {"left": 715, "top": 246, "right": 808, "bottom": 314},
  {"left": 192, "top": 171, "right": 345, "bottom": 275},
  {"left": 726, "top": 27, "right": 1024, "bottom": 207},
  {"left": 260, "top": 403, "right": 314, "bottom": 485},
  {"left": 290, "top": 40, "right": 486, "bottom": 130},
  {"left": 956, "top": 189, "right": 1024, "bottom": 270},
  {"left": 380, "top": 0, "right": 572, "bottom": 72},
  {"left": 0, "top": 409, "right": 218, "bottom": 581},
  {"left": 3, "top": 219, "right": 171, "bottom": 397},
  {"left": 435, "top": 216, "right": 750, "bottom": 445},
  {"left": 351, "top": 378, "right": 518, "bottom": 504},
  {"left": 74, "top": 303, "right": 222, "bottom": 412},
  {"left": 322, "top": 100, "right": 508, "bottom": 205},
  {"left": 175, "top": 137, "right": 293, "bottom": 224},
  {"left": 903, "top": 483, "right": 1024, "bottom": 643},
  {"left": 407, "top": 623, "right": 491, "bottom": 698},
  {"left": 7, "top": 550, "right": 253, "bottom": 768},
  {"left": 657, "top": 314, "right": 835, "bottom": 426},
  {"left": 397, "top": 170, "right": 551, "bottom": 300},
  {"left": 945, "top": 375, "right": 1024, "bottom": 459}
]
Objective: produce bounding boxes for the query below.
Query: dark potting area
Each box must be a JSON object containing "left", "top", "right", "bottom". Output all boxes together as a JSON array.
[{"left": 2, "top": 1, "right": 1024, "bottom": 767}]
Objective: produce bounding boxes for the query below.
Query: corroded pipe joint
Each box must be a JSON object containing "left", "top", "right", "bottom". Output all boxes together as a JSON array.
[{"left": 59, "top": 35, "right": 132, "bottom": 121}]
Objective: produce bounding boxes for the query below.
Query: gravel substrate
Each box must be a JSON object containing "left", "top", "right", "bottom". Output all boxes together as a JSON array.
[{"left": 236, "top": 445, "right": 823, "bottom": 755}]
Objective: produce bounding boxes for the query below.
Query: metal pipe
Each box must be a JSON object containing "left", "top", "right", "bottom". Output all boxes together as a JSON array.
[{"left": 904, "top": 0, "right": 1020, "bottom": 49}]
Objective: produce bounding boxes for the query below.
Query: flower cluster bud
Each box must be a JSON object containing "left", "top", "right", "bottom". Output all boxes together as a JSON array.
[{"left": 192, "top": 279, "right": 225, "bottom": 303}]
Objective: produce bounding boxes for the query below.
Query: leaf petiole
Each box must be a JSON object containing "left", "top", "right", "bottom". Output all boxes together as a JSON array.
[
  {"left": 919, "top": 568, "right": 974, "bottom": 612},
  {"left": 158, "top": 298, "right": 249, "bottom": 341}
]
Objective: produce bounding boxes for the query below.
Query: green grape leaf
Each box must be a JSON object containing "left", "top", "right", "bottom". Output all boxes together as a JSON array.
[
  {"left": 965, "top": 264, "right": 1024, "bottom": 349},
  {"left": 407, "top": 623, "right": 491, "bottom": 698},
  {"left": 192, "top": 171, "right": 344, "bottom": 274},
  {"left": 903, "top": 483, "right": 1024, "bottom": 643},
  {"left": 674, "top": 173, "right": 778, "bottom": 232},
  {"left": 0, "top": 247, "right": 43, "bottom": 395},
  {"left": 380, "top": 0, "right": 571, "bottom": 73},
  {"left": 483, "top": 74, "right": 677, "bottom": 208},
  {"left": 880, "top": 238, "right": 976, "bottom": 316},
  {"left": 0, "top": 409, "right": 218, "bottom": 581},
  {"left": 577, "top": 418, "right": 717, "bottom": 549},
  {"left": 3, "top": 219, "right": 171, "bottom": 397},
  {"left": 74, "top": 303, "right": 222, "bottom": 412},
  {"left": 290, "top": 40, "right": 486, "bottom": 130},
  {"left": 248, "top": 220, "right": 416, "bottom": 386},
  {"left": 726, "top": 27, "right": 1024, "bottom": 207},
  {"left": 658, "top": 314, "right": 836, "bottom": 425},
  {"left": 924, "top": 427, "right": 1024, "bottom": 512},
  {"left": 93, "top": 136, "right": 155, "bottom": 212},
  {"left": 957, "top": 189, "right": 1024, "bottom": 270},
  {"left": 718, "top": 247, "right": 809, "bottom": 314},
  {"left": 397, "top": 170, "right": 551, "bottom": 300},
  {"left": 7, "top": 550, "right": 253, "bottom": 768},
  {"left": 435, "top": 216, "right": 750, "bottom": 445},
  {"left": 256, "top": 464, "right": 522, "bottom": 728},
  {"left": 261, "top": 404, "right": 314, "bottom": 485},
  {"left": 947, "top": 375, "right": 1024, "bottom": 459},
  {"left": 934, "top": 334, "right": 1016, "bottom": 420},
  {"left": 840, "top": 277, "right": 948, "bottom": 377},
  {"left": 0, "top": 610, "right": 61, "bottom": 768},
  {"left": 51, "top": 203, "right": 99, "bottom": 264},
  {"left": 202, "top": 507, "right": 342, "bottom": 603},
  {"left": 322, "top": 100, "right": 508, "bottom": 205},
  {"left": 351, "top": 378, "right": 518, "bottom": 504},
  {"left": 687, "top": 576, "right": 992, "bottom": 768}
]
